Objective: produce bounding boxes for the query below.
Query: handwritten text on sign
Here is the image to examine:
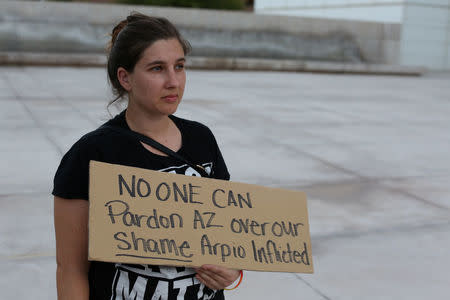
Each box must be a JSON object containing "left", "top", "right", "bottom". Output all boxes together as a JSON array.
[{"left": 88, "top": 161, "right": 313, "bottom": 273}]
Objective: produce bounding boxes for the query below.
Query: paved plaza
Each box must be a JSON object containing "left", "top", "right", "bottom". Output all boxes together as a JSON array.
[{"left": 0, "top": 66, "right": 449, "bottom": 299}]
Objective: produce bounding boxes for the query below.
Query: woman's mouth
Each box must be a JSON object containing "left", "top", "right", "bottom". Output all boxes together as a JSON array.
[{"left": 162, "top": 94, "right": 178, "bottom": 103}]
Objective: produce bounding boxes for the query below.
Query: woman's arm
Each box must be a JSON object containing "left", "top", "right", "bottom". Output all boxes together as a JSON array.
[{"left": 54, "top": 196, "right": 90, "bottom": 300}]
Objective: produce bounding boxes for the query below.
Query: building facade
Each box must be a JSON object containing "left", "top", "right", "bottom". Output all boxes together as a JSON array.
[{"left": 255, "top": 0, "right": 450, "bottom": 70}]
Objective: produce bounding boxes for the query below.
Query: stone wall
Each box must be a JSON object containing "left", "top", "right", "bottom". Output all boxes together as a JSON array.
[{"left": 0, "top": 1, "right": 401, "bottom": 64}]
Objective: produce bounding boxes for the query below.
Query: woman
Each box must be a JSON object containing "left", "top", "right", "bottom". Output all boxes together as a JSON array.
[{"left": 53, "top": 12, "right": 240, "bottom": 299}]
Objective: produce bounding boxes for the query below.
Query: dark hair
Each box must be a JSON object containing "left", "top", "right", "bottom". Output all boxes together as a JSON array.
[{"left": 107, "top": 12, "right": 191, "bottom": 106}]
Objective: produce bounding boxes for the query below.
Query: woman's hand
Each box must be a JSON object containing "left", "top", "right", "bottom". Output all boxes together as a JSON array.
[{"left": 195, "top": 265, "right": 241, "bottom": 290}]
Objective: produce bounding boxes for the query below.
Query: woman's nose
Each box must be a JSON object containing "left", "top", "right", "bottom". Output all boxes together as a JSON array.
[{"left": 165, "top": 69, "right": 179, "bottom": 88}]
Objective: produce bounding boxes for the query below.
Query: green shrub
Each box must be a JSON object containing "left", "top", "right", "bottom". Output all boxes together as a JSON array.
[{"left": 117, "top": 0, "right": 245, "bottom": 10}]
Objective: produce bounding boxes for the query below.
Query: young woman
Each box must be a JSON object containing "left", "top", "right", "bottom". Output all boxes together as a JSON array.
[{"left": 53, "top": 13, "right": 240, "bottom": 300}]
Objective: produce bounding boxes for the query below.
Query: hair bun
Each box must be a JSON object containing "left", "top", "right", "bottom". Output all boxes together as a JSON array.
[{"left": 108, "top": 19, "right": 128, "bottom": 52}]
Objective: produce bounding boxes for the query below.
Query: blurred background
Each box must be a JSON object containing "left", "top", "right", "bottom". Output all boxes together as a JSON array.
[
  {"left": 2, "top": 0, "right": 450, "bottom": 71},
  {"left": 0, "top": 0, "right": 449, "bottom": 299}
]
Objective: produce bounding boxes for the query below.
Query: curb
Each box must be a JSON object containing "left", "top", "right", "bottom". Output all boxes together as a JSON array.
[{"left": 0, "top": 52, "right": 425, "bottom": 76}]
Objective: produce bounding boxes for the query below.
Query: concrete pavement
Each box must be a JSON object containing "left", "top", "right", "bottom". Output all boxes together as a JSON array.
[{"left": 0, "top": 66, "right": 449, "bottom": 299}]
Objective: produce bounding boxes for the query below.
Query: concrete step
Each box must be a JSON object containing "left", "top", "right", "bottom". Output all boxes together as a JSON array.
[{"left": 0, "top": 51, "right": 425, "bottom": 76}]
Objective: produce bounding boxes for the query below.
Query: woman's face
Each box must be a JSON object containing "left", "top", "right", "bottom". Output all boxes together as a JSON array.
[{"left": 119, "top": 38, "right": 186, "bottom": 117}]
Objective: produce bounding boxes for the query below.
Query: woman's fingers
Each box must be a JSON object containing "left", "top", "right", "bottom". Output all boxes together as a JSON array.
[
  {"left": 197, "top": 268, "right": 229, "bottom": 287},
  {"left": 196, "top": 269, "right": 222, "bottom": 290},
  {"left": 195, "top": 265, "right": 241, "bottom": 290}
]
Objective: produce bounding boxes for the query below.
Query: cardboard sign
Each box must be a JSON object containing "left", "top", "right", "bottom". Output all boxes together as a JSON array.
[{"left": 88, "top": 161, "right": 313, "bottom": 273}]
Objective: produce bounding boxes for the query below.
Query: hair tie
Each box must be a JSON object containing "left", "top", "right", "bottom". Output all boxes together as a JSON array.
[
  {"left": 224, "top": 270, "right": 243, "bottom": 291},
  {"left": 109, "top": 19, "right": 128, "bottom": 50}
]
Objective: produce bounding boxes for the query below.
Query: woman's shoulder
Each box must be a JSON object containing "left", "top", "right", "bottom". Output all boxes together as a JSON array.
[
  {"left": 71, "top": 111, "right": 128, "bottom": 148},
  {"left": 68, "top": 126, "right": 114, "bottom": 153},
  {"left": 62, "top": 121, "right": 124, "bottom": 162}
]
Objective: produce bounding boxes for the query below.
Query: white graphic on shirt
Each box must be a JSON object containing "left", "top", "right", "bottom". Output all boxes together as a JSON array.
[
  {"left": 159, "top": 163, "right": 212, "bottom": 177},
  {"left": 117, "top": 264, "right": 195, "bottom": 279},
  {"left": 151, "top": 280, "right": 169, "bottom": 300},
  {"left": 173, "top": 277, "right": 195, "bottom": 299},
  {"left": 112, "top": 270, "right": 148, "bottom": 300}
]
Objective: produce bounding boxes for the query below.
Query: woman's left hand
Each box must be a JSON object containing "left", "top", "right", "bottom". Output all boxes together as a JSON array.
[{"left": 195, "top": 265, "right": 241, "bottom": 290}]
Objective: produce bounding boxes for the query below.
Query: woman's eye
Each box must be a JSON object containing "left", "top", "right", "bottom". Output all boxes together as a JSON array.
[{"left": 175, "top": 64, "right": 185, "bottom": 70}]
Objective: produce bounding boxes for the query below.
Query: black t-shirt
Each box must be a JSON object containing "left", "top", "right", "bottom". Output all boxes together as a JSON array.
[{"left": 53, "top": 110, "right": 229, "bottom": 300}]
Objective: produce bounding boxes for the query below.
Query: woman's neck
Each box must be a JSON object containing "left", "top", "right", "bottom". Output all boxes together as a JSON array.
[{"left": 125, "top": 105, "right": 172, "bottom": 139}]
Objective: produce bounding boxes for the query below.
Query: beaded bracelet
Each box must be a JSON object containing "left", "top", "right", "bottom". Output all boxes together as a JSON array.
[{"left": 224, "top": 270, "right": 243, "bottom": 291}]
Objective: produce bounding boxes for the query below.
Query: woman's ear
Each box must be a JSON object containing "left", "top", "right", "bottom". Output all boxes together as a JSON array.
[{"left": 117, "top": 67, "right": 132, "bottom": 92}]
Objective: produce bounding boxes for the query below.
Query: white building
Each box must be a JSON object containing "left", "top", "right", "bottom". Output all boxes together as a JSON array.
[{"left": 255, "top": 0, "right": 450, "bottom": 70}]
